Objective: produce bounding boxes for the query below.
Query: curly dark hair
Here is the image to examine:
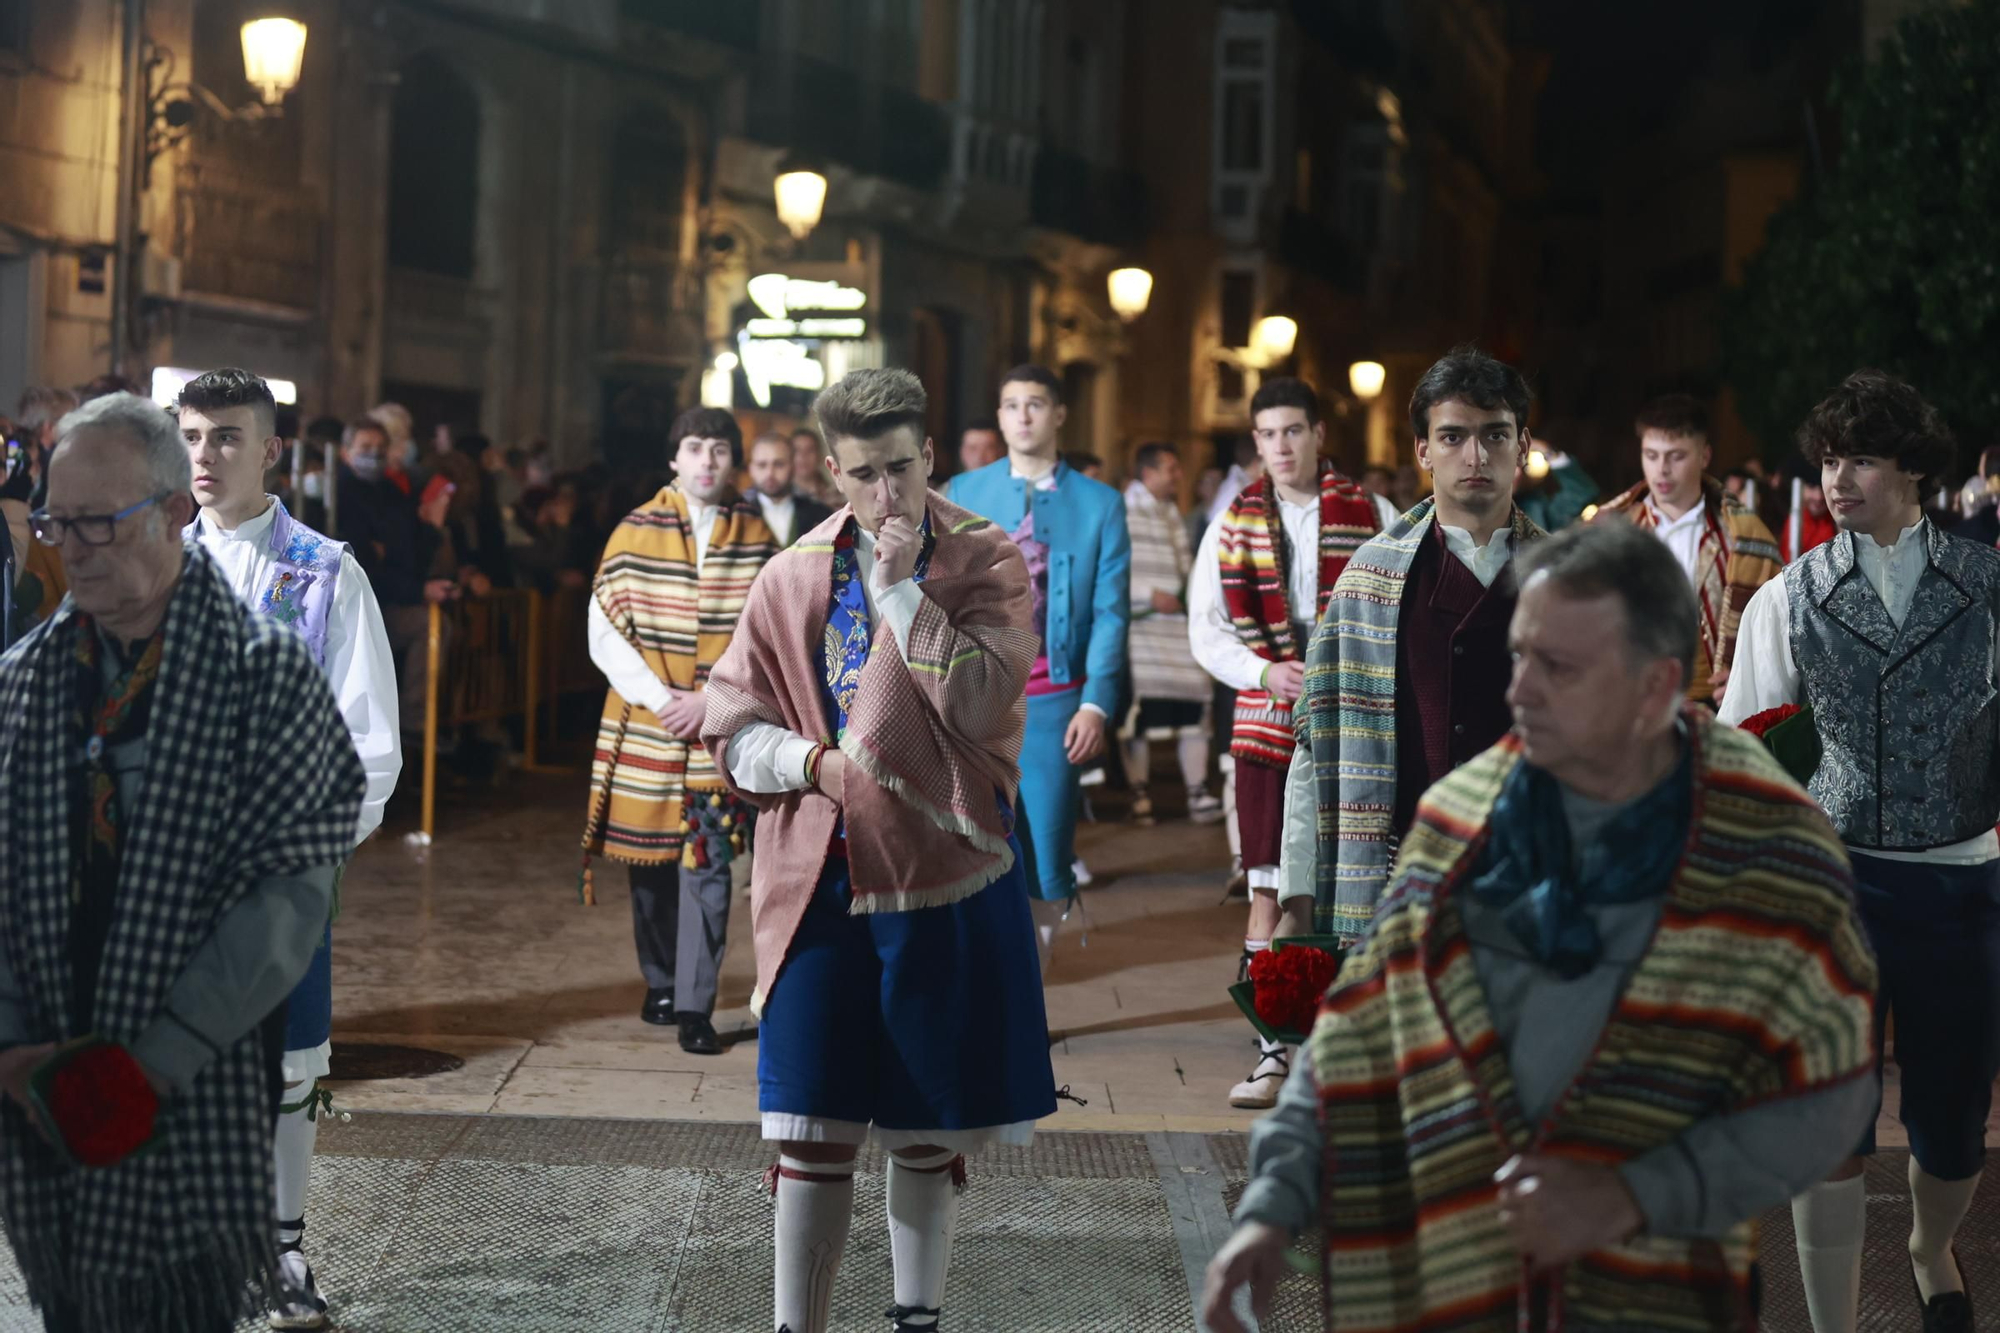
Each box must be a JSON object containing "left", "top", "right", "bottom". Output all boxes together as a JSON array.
[
  {"left": 177, "top": 367, "right": 278, "bottom": 436},
  {"left": 1796, "top": 369, "right": 1955, "bottom": 486},
  {"left": 1408, "top": 345, "right": 1532, "bottom": 440}
]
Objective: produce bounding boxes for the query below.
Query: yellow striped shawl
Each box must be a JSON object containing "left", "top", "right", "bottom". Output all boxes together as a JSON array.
[
  {"left": 1308, "top": 711, "right": 1876, "bottom": 1332},
  {"left": 585, "top": 487, "right": 775, "bottom": 864}
]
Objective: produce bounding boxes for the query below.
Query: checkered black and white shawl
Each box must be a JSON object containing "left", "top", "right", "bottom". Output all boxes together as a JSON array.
[{"left": 0, "top": 543, "right": 363, "bottom": 1330}]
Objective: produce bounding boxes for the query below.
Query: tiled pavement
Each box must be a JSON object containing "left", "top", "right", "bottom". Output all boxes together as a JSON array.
[{"left": 0, "top": 767, "right": 1995, "bottom": 1329}]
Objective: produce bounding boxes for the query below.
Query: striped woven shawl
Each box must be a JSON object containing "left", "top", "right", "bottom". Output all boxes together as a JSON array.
[
  {"left": 1308, "top": 710, "right": 1876, "bottom": 1333},
  {"left": 1217, "top": 462, "right": 1379, "bottom": 766},
  {"left": 1296, "top": 499, "right": 1544, "bottom": 936},
  {"left": 1595, "top": 477, "right": 1781, "bottom": 700},
  {"left": 585, "top": 487, "right": 774, "bottom": 865}
]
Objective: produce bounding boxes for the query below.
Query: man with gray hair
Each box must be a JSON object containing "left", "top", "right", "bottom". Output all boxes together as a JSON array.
[
  {"left": 1205, "top": 520, "right": 1877, "bottom": 1333},
  {"left": 0, "top": 393, "right": 362, "bottom": 1332}
]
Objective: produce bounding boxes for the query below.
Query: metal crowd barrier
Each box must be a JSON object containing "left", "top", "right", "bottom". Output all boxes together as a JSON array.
[{"left": 415, "top": 585, "right": 600, "bottom": 841}]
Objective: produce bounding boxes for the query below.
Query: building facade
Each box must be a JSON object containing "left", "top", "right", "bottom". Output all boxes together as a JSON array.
[{"left": 0, "top": 0, "right": 1534, "bottom": 488}]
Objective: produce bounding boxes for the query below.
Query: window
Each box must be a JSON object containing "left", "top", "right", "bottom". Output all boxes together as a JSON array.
[
  {"left": 387, "top": 54, "right": 480, "bottom": 279},
  {"left": 1220, "top": 83, "right": 1264, "bottom": 173},
  {"left": 1219, "top": 269, "right": 1256, "bottom": 350},
  {"left": 1211, "top": 10, "right": 1275, "bottom": 240}
]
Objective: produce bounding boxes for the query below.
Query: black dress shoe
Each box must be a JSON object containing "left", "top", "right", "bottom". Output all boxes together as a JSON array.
[
  {"left": 678, "top": 1013, "right": 723, "bottom": 1055},
  {"left": 641, "top": 988, "right": 675, "bottom": 1026},
  {"left": 1914, "top": 1252, "right": 1974, "bottom": 1333}
]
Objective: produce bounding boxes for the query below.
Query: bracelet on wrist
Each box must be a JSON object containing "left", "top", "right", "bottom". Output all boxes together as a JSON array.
[{"left": 805, "top": 743, "right": 826, "bottom": 788}]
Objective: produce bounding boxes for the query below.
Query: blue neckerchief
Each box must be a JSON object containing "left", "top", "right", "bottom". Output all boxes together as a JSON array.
[
  {"left": 1465, "top": 740, "right": 1692, "bottom": 980},
  {"left": 820, "top": 515, "right": 935, "bottom": 741}
]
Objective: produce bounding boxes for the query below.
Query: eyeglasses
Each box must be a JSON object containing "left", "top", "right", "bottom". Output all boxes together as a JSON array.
[{"left": 29, "top": 493, "right": 168, "bottom": 547}]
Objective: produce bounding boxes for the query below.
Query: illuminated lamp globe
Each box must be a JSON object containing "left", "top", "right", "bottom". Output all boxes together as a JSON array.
[
  {"left": 1251, "top": 315, "right": 1298, "bottom": 364},
  {"left": 241, "top": 18, "right": 308, "bottom": 105},
  {"left": 774, "top": 162, "right": 828, "bottom": 241},
  {"left": 1107, "top": 267, "right": 1153, "bottom": 322},
  {"left": 1581, "top": 503, "right": 1600, "bottom": 523},
  {"left": 1348, "top": 360, "right": 1386, "bottom": 401},
  {"left": 1525, "top": 449, "right": 1551, "bottom": 482}
]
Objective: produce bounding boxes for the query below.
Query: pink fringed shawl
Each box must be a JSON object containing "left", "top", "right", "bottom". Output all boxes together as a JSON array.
[{"left": 701, "top": 492, "right": 1035, "bottom": 1012}]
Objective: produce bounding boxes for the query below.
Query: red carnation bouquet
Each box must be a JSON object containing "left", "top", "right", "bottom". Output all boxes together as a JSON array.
[
  {"left": 1737, "top": 703, "right": 1801, "bottom": 738},
  {"left": 27, "top": 1038, "right": 160, "bottom": 1169},
  {"left": 1733, "top": 703, "right": 1820, "bottom": 787},
  {"left": 1228, "top": 936, "right": 1346, "bottom": 1046}
]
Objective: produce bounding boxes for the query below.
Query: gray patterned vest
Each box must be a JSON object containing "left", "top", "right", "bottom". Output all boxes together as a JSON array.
[{"left": 1786, "top": 521, "right": 2000, "bottom": 850}]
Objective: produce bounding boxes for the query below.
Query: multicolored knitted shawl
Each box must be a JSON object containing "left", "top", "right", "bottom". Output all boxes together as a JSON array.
[
  {"left": 1217, "top": 461, "right": 1379, "bottom": 766},
  {"left": 583, "top": 486, "right": 775, "bottom": 866},
  {"left": 1295, "top": 498, "right": 1545, "bottom": 936},
  {"left": 1308, "top": 711, "right": 1876, "bottom": 1333},
  {"left": 1594, "top": 476, "right": 1781, "bottom": 701}
]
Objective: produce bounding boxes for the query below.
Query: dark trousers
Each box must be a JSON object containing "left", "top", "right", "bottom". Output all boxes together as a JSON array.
[
  {"left": 629, "top": 860, "right": 732, "bottom": 1016},
  {"left": 1852, "top": 851, "right": 2000, "bottom": 1180}
]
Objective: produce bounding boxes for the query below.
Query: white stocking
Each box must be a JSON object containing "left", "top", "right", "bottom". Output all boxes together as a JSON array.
[
  {"left": 773, "top": 1155, "right": 855, "bottom": 1333},
  {"left": 887, "top": 1150, "right": 962, "bottom": 1329}
]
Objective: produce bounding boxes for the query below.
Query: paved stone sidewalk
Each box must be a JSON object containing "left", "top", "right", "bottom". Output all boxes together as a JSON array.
[{"left": 0, "top": 1112, "right": 1990, "bottom": 1331}]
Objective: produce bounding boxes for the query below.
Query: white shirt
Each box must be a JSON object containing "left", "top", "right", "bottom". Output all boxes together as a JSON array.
[
  {"left": 586, "top": 496, "right": 724, "bottom": 717},
  {"left": 193, "top": 500, "right": 403, "bottom": 846},
  {"left": 756, "top": 491, "right": 798, "bottom": 547},
  {"left": 1720, "top": 522, "right": 1998, "bottom": 865},
  {"left": 1188, "top": 489, "right": 1400, "bottom": 692},
  {"left": 1275, "top": 517, "right": 1524, "bottom": 901},
  {"left": 1647, "top": 498, "right": 1706, "bottom": 582},
  {"left": 1441, "top": 523, "right": 1514, "bottom": 589},
  {"left": 723, "top": 526, "right": 924, "bottom": 792}
]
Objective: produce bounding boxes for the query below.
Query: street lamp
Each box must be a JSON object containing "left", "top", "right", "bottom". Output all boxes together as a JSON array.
[
  {"left": 774, "top": 155, "right": 828, "bottom": 241},
  {"left": 239, "top": 18, "right": 307, "bottom": 105},
  {"left": 142, "top": 17, "right": 309, "bottom": 180},
  {"left": 1251, "top": 315, "right": 1297, "bottom": 365},
  {"left": 1349, "top": 360, "right": 1386, "bottom": 401},
  {"left": 1107, "top": 267, "right": 1153, "bottom": 321}
]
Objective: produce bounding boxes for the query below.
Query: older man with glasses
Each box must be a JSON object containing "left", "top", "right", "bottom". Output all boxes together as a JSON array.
[{"left": 0, "top": 393, "right": 363, "bottom": 1333}]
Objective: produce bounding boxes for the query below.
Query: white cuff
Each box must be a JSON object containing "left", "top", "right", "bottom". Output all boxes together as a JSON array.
[
  {"left": 1078, "top": 702, "right": 1108, "bottom": 720},
  {"left": 872, "top": 577, "right": 924, "bottom": 657}
]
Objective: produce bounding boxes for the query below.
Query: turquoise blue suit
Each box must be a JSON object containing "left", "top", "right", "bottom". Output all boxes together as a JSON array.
[{"left": 947, "top": 459, "right": 1131, "bottom": 900}]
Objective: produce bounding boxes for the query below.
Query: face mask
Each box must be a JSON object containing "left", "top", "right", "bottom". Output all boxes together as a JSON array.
[
  {"left": 348, "top": 455, "right": 385, "bottom": 482},
  {"left": 301, "top": 471, "right": 325, "bottom": 500}
]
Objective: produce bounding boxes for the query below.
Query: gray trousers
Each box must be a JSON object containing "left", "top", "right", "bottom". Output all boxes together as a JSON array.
[{"left": 629, "top": 860, "right": 732, "bottom": 1016}]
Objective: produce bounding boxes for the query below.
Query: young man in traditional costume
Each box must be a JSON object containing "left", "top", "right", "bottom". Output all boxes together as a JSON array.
[
  {"left": 177, "top": 369, "right": 402, "bottom": 1331},
  {"left": 0, "top": 394, "right": 364, "bottom": 1333},
  {"left": 702, "top": 368, "right": 1054, "bottom": 1333},
  {"left": 1282, "top": 351, "right": 1547, "bottom": 963},
  {"left": 1207, "top": 520, "right": 1878, "bottom": 1333},
  {"left": 1121, "top": 442, "right": 1223, "bottom": 825},
  {"left": 582, "top": 406, "right": 775, "bottom": 1056},
  {"left": 1591, "top": 393, "right": 1780, "bottom": 707},
  {"left": 946, "top": 365, "right": 1127, "bottom": 962},
  {"left": 1722, "top": 370, "right": 1996, "bottom": 1333},
  {"left": 1190, "top": 376, "right": 1394, "bottom": 1108}
]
